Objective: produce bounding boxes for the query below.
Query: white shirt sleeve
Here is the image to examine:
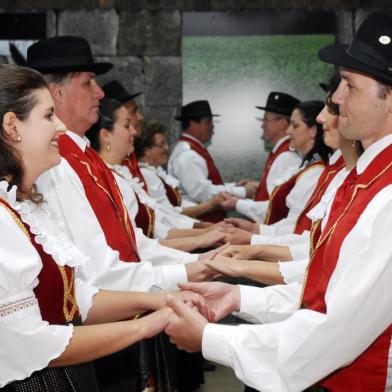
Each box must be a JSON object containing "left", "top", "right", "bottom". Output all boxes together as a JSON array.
[
  {"left": 236, "top": 199, "right": 269, "bottom": 222},
  {"left": 202, "top": 185, "right": 392, "bottom": 391},
  {"left": 266, "top": 151, "right": 302, "bottom": 196},
  {"left": 278, "top": 258, "right": 309, "bottom": 285},
  {"left": 0, "top": 205, "right": 73, "bottom": 387},
  {"left": 169, "top": 147, "right": 245, "bottom": 202},
  {"left": 36, "top": 159, "right": 193, "bottom": 293}
]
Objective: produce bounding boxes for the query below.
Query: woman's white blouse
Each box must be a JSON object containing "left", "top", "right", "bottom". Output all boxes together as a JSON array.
[{"left": 0, "top": 182, "right": 98, "bottom": 387}]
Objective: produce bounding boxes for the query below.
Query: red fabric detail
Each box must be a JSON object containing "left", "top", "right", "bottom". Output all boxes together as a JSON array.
[
  {"left": 301, "top": 144, "right": 392, "bottom": 390},
  {"left": 254, "top": 138, "right": 291, "bottom": 202},
  {"left": 179, "top": 135, "right": 226, "bottom": 222},
  {"left": 59, "top": 134, "right": 140, "bottom": 262},
  {"left": 0, "top": 198, "right": 80, "bottom": 324},
  {"left": 294, "top": 155, "right": 345, "bottom": 234},
  {"left": 264, "top": 161, "right": 325, "bottom": 225},
  {"left": 159, "top": 177, "right": 182, "bottom": 207},
  {"left": 122, "top": 153, "right": 149, "bottom": 193}
]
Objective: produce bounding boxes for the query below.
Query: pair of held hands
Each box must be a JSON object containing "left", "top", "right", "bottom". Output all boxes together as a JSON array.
[{"left": 159, "top": 282, "right": 240, "bottom": 353}]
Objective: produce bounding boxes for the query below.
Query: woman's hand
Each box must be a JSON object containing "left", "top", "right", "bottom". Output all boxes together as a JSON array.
[
  {"left": 204, "top": 255, "right": 245, "bottom": 278},
  {"left": 219, "top": 227, "right": 252, "bottom": 245},
  {"left": 217, "top": 244, "right": 260, "bottom": 260},
  {"left": 224, "top": 217, "right": 259, "bottom": 233}
]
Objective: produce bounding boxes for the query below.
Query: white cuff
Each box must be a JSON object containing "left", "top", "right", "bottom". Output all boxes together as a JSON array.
[
  {"left": 202, "top": 323, "right": 234, "bottom": 367},
  {"left": 250, "top": 234, "right": 271, "bottom": 245},
  {"left": 159, "top": 264, "right": 188, "bottom": 291},
  {"left": 75, "top": 278, "right": 99, "bottom": 321},
  {"left": 289, "top": 241, "right": 310, "bottom": 261},
  {"left": 279, "top": 259, "right": 308, "bottom": 285}
]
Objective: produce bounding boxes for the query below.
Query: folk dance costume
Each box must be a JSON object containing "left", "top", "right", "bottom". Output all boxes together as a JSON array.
[
  {"left": 168, "top": 133, "right": 245, "bottom": 222},
  {"left": 36, "top": 131, "right": 197, "bottom": 293},
  {"left": 254, "top": 135, "right": 301, "bottom": 202},
  {"left": 0, "top": 182, "right": 98, "bottom": 390},
  {"left": 236, "top": 156, "right": 325, "bottom": 228},
  {"left": 202, "top": 135, "right": 392, "bottom": 391}
]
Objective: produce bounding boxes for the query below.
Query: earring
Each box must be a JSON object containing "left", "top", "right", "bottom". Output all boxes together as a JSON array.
[
  {"left": 352, "top": 140, "right": 357, "bottom": 149},
  {"left": 106, "top": 144, "right": 111, "bottom": 151},
  {"left": 16, "top": 135, "right": 22, "bottom": 142}
]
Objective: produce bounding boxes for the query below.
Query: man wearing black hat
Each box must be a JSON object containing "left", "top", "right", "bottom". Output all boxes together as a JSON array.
[
  {"left": 163, "top": 11, "right": 392, "bottom": 391},
  {"left": 168, "top": 100, "right": 256, "bottom": 222}
]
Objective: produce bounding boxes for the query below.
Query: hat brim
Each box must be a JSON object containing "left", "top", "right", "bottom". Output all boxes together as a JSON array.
[
  {"left": 32, "top": 61, "right": 113, "bottom": 75},
  {"left": 255, "top": 106, "right": 292, "bottom": 116},
  {"left": 119, "top": 92, "right": 143, "bottom": 103},
  {"left": 174, "top": 114, "right": 220, "bottom": 121},
  {"left": 318, "top": 44, "right": 392, "bottom": 85}
]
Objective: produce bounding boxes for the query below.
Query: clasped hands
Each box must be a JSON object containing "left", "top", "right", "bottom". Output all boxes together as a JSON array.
[{"left": 162, "top": 282, "right": 240, "bottom": 353}]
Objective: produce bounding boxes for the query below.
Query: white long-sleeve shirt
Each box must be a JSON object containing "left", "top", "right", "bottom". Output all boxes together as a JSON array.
[
  {"left": 0, "top": 182, "right": 97, "bottom": 387},
  {"left": 202, "top": 134, "right": 392, "bottom": 391},
  {"left": 36, "top": 131, "right": 197, "bottom": 293},
  {"left": 168, "top": 133, "right": 246, "bottom": 203}
]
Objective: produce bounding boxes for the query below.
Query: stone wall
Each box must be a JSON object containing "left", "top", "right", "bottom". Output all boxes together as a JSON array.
[{"left": 0, "top": 2, "right": 383, "bottom": 142}]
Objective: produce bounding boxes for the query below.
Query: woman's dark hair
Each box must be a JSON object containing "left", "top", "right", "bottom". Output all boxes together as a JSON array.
[
  {"left": 325, "top": 73, "right": 341, "bottom": 116},
  {"left": 294, "top": 100, "right": 332, "bottom": 164},
  {"left": 134, "top": 120, "right": 166, "bottom": 160},
  {"left": 85, "top": 98, "right": 123, "bottom": 151},
  {"left": 0, "top": 64, "right": 48, "bottom": 203}
]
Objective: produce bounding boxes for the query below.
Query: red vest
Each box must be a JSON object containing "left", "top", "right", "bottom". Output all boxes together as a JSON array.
[
  {"left": 179, "top": 135, "right": 226, "bottom": 223},
  {"left": 263, "top": 161, "right": 325, "bottom": 225},
  {"left": 294, "top": 155, "right": 345, "bottom": 235},
  {"left": 159, "top": 176, "right": 182, "bottom": 207},
  {"left": 59, "top": 134, "right": 140, "bottom": 262},
  {"left": 0, "top": 198, "right": 80, "bottom": 324},
  {"left": 119, "top": 164, "right": 156, "bottom": 238},
  {"left": 123, "top": 153, "right": 149, "bottom": 193},
  {"left": 254, "top": 138, "right": 291, "bottom": 202},
  {"left": 301, "top": 143, "right": 392, "bottom": 390}
]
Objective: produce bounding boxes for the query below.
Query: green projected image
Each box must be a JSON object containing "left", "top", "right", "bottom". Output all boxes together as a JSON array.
[{"left": 182, "top": 34, "right": 335, "bottom": 181}]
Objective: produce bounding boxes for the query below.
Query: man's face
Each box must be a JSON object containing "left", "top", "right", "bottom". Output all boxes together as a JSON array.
[
  {"left": 123, "top": 99, "right": 144, "bottom": 137},
  {"left": 261, "top": 111, "right": 287, "bottom": 145},
  {"left": 60, "top": 72, "right": 104, "bottom": 133},
  {"left": 332, "top": 69, "right": 392, "bottom": 148},
  {"left": 196, "top": 117, "right": 214, "bottom": 143}
]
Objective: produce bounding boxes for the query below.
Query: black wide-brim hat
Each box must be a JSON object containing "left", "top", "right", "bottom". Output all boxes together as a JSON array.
[
  {"left": 318, "top": 11, "right": 392, "bottom": 86},
  {"left": 256, "top": 91, "right": 300, "bottom": 116},
  {"left": 27, "top": 36, "right": 113, "bottom": 75},
  {"left": 175, "top": 100, "right": 220, "bottom": 121},
  {"left": 102, "top": 80, "right": 142, "bottom": 103}
]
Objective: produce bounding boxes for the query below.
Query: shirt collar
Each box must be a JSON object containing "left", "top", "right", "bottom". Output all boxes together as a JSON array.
[
  {"left": 182, "top": 132, "right": 204, "bottom": 148},
  {"left": 329, "top": 149, "right": 342, "bottom": 165},
  {"left": 65, "top": 130, "right": 90, "bottom": 152},
  {"left": 356, "top": 133, "right": 392, "bottom": 174},
  {"left": 272, "top": 135, "right": 291, "bottom": 153}
]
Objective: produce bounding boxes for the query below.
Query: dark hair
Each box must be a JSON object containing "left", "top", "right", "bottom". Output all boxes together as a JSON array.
[
  {"left": 181, "top": 117, "right": 202, "bottom": 131},
  {"left": 0, "top": 64, "right": 48, "bottom": 203},
  {"left": 85, "top": 98, "right": 123, "bottom": 151},
  {"left": 294, "top": 100, "right": 332, "bottom": 164},
  {"left": 134, "top": 120, "right": 166, "bottom": 159},
  {"left": 325, "top": 73, "right": 341, "bottom": 115}
]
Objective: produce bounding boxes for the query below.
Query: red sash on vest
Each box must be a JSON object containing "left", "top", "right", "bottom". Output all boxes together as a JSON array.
[
  {"left": 179, "top": 135, "right": 226, "bottom": 223},
  {"left": 294, "top": 155, "right": 345, "bottom": 235},
  {"left": 300, "top": 143, "right": 392, "bottom": 390},
  {"left": 119, "top": 164, "right": 156, "bottom": 238},
  {"left": 159, "top": 177, "right": 182, "bottom": 207},
  {"left": 263, "top": 161, "right": 325, "bottom": 225},
  {"left": 59, "top": 134, "right": 140, "bottom": 262},
  {"left": 123, "top": 153, "right": 149, "bottom": 193},
  {"left": 0, "top": 198, "right": 80, "bottom": 325},
  {"left": 254, "top": 138, "right": 291, "bottom": 202}
]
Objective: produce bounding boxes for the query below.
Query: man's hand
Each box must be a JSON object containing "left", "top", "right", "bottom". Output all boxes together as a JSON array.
[
  {"left": 185, "top": 260, "right": 220, "bottom": 282},
  {"left": 219, "top": 193, "right": 239, "bottom": 211},
  {"left": 196, "top": 229, "right": 226, "bottom": 249},
  {"left": 220, "top": 227, "right": 252, "bottom": 245},
  {"left": 244, "top": 181, "right": 258, "bottom": 198},
  {"left": 224, "top": 217, "right": 259, "bottom": 233},
  {"left": 205, "top": 255, "right": 245, "bottom": 278},
  {"left": 217, "top": 244, "right": 260, "bottom": 260},
  {"left": 165, "top": 297, "right": 208, "bottom": 352},
  {"left": 178, "top": 281, "right": 240, "bottom": 322},
  {"left": 198, "top": 242, "right": 231, "bottom": 261}
]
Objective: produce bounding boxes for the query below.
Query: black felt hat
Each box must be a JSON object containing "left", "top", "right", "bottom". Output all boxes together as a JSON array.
[
  {"left": 318, "top": 11, "right": 392, "bottom": 85},
  {"left": 256, "top": 92, "right": 300, "bottom": 116},
  {"left": 102, "top": 80, "right": 142, "bottom": 102},
  {"left": 27, "top": 36, "right": 113, "bottom": 75},
  {"left": 175, "top": 100, "right": 220, "bottom": 121}
]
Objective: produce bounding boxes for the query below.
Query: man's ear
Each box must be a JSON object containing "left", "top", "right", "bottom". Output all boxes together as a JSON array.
[
  {"left": 48, "top": 83, "right": 64, "bottom": 104},
  {"left": 2, "top": 112, "right": 21, "bottom": 141}
]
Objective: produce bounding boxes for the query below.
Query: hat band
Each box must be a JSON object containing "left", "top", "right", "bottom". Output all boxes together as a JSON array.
[
  {"left": 347, "top": 38, "right": 391, "bottom": 73},
  {"left": 29, "top": 56, "right": 94, "bottom": 67}
]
